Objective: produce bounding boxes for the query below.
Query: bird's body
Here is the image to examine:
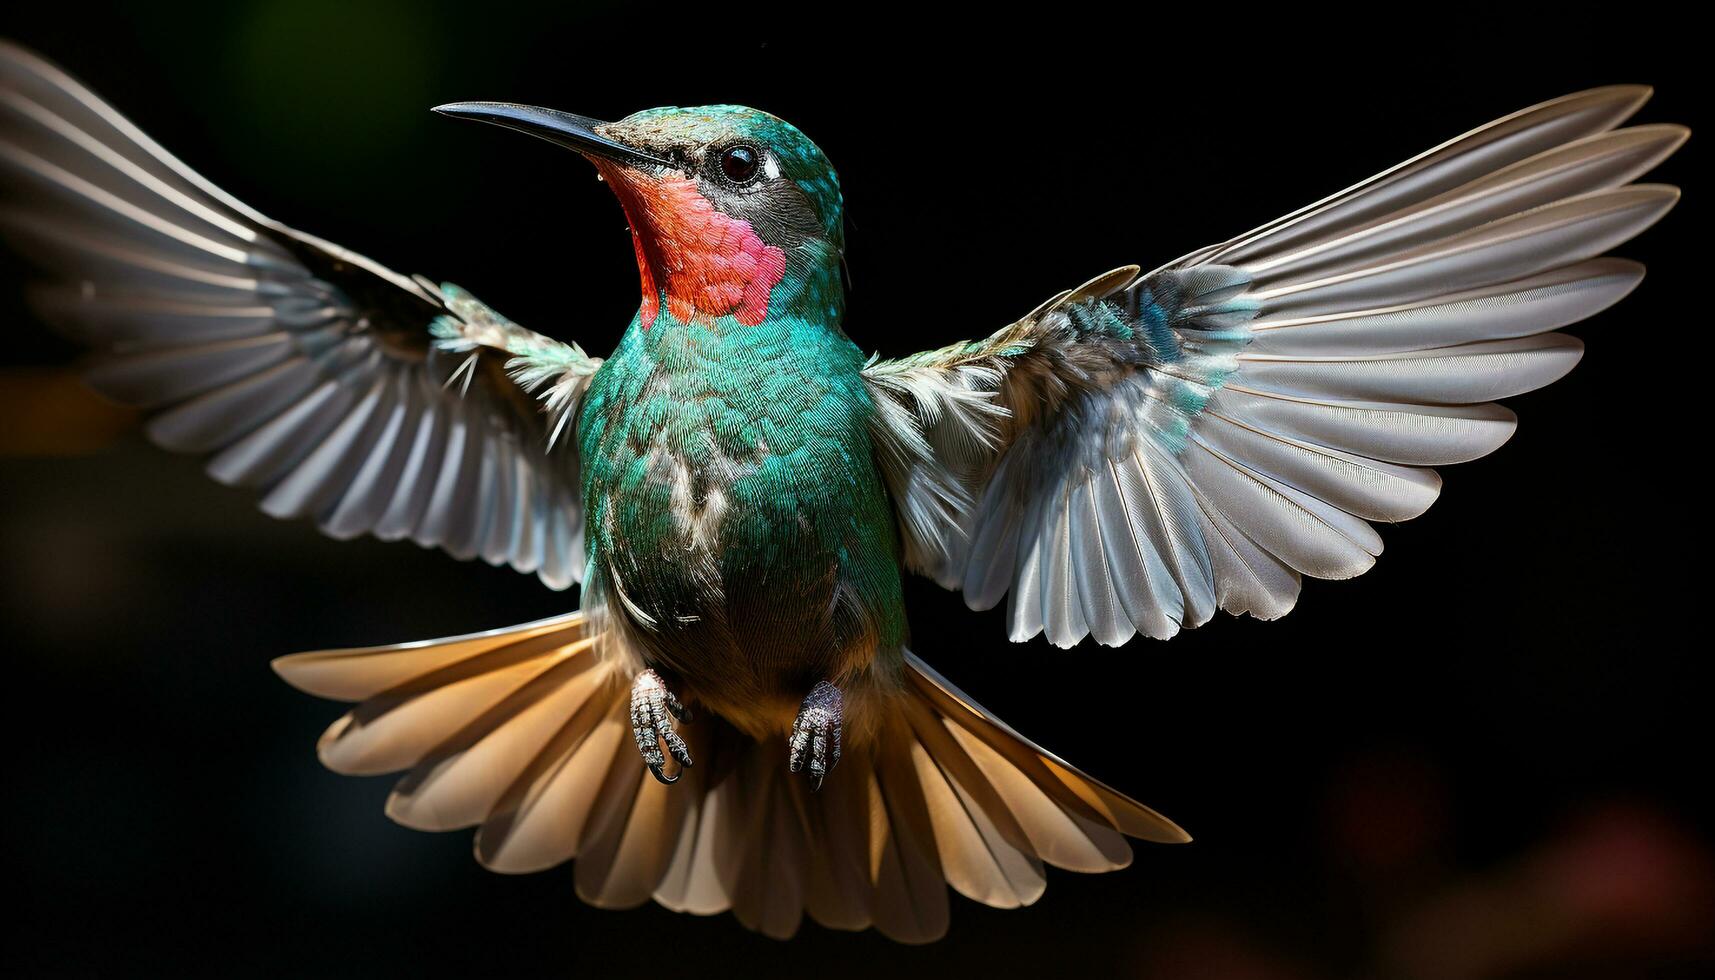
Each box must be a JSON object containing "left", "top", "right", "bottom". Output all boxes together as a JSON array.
[
  {"left": 568, "top": 105, "right": 907, "bottom": 738},
  {"left": 579, "top": 302, "right": 906, "bottom": 737},
  {"left": 0, "top": 41, "right": 1688, "bottom": 942}
]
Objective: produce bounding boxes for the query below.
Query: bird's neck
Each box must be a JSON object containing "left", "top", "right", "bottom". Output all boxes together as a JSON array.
[{"left": 599, "top": 166, "right": 844, "bottom": 332}]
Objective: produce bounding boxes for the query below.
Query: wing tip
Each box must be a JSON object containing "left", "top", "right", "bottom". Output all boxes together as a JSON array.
[
  {"left": 270, "top": 650, "right": 312, "bottom": 689},
  {"left": 1149, "top": 820, "right": 1194, "bottom": 845},
  {"left": 1572, "top": 83, "right": 1654, "bottom": 116},
  {"left": 1644, "top": 121, "right": 1692, "bottom": 152},
  {"left": 271, "top": 649, "right": 357, "bottom": 701}
]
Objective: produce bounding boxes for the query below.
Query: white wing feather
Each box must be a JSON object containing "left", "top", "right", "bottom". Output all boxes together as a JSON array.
[{"left": 866, "top": 86, "right": 1685, "bottom": 647}]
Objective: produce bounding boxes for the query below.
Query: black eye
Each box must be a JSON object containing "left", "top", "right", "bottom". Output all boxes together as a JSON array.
[{"left": 720, "top": 144, "right": 760, "bottom": 184}]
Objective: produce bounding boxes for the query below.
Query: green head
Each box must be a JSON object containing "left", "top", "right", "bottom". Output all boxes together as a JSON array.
[{"left": 434, "top": 101, "right": 844, "bottom": 329}]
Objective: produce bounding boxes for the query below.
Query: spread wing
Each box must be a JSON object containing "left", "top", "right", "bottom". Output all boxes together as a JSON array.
[
  {"left": 0, "top": 41, "right": 599, "bottom": 589},
  {"left": 864, "top": 85, "right": 1685, "bottom": 647}
]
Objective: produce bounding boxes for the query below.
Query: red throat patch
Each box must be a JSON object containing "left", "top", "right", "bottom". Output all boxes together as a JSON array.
[{"left": 593, "top": 161, "right": 788, "bottom": 329}]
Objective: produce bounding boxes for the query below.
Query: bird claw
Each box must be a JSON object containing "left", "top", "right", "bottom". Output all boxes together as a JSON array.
[
  {"left": 630, "top": 668, "right": 691, "bottom": 784},
  {"left": 788, "top": 680, "right": 843, "bottom": 790}
]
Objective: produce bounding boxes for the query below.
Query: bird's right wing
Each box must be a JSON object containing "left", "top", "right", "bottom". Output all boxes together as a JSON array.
[
  {"left": 0, "top": 41, "right": 598, "bottom": 589},
  {"left": 864, "top": 85, "right": 1685, "bottom": 646}
]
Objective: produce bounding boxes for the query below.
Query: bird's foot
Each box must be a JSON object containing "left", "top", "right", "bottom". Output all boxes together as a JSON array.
[
  {"left": 630, "top": 668, "right": 691, "bottom": 784},
  {"left": 788, "top": 680, "right": 843, "bottom": 790}
]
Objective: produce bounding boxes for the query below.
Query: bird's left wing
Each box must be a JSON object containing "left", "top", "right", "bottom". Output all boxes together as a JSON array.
[
  {"left": 0, "top": 41, "right": 599, "bottom": 589},
  {"left": 864, "top": 86, "right": 1685, "bottom": 646}
]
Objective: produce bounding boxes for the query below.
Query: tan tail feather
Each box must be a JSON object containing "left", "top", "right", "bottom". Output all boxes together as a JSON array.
[
  {"left": 271, "top": 612, "right": 586, "bottom": 700},
  {"left": 274, "top": 620, "right": 1189, "bottom": 942}
]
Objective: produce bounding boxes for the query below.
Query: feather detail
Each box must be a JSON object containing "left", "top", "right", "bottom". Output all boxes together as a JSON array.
[
  {"left": 0, "top": 40, "right": 593, "bottom": 589},
  {"left": 274, "top": 620, "right": 1187, "bottom": 943},
  {"left": 868, "top": 85, "right": 1682, "bottom": 646}
]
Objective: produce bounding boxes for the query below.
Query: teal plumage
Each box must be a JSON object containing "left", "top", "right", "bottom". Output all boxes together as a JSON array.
[
  {"left": 565, "top": 107, "right": 907, "bottom": 730},
  {"left": 578, "top": 301, "right": 907, "bottom": 732},
  {"left": 0, "top": 40, "right": 1685, "bottom": 941}
]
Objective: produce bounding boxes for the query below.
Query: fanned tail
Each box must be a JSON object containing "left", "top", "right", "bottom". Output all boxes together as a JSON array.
[{"left": 275, "top": 624, "right": 1185, "bottom": 943}]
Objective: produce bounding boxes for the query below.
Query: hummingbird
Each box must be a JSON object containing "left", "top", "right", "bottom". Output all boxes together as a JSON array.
[{"left": 0, "top": 40, "right": 1687, "bottom": 942}]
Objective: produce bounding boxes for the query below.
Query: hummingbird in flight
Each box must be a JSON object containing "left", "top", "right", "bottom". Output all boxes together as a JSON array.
[{"left": 0, "top": 40, "right": 1686, "bottom": 942}]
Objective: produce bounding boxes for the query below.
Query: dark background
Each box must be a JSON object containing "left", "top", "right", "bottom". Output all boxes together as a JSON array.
[{"left": 1, "top": 4, "right": 1708, "bottom": 977}]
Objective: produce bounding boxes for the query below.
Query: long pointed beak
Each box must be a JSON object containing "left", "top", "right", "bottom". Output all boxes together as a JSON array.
[{"left": 431, "top": 102, "right": 672, "bottom": 169}]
